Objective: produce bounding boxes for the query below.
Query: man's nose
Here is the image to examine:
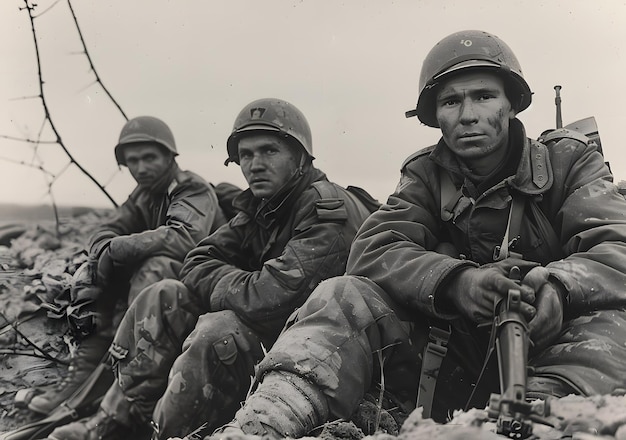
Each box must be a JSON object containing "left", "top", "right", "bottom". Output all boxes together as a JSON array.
[
  {"left": 250, "top": 154, "right": 266, "bottom": 170},
  {"left": 136, "top": 160, "right": 149, "bottom": 173},
  {"left": 459, "top": 100, "right": 478, "bottom": 124}
]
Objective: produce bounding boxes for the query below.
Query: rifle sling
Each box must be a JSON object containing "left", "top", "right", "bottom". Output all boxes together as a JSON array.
[{"left": 416, "top": 324, "right": 451, "bottom": 418}]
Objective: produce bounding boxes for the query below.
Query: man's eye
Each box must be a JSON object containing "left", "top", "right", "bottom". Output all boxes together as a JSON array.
[{"left": 479, "top": 94, "right": 494, "bottom": 101}]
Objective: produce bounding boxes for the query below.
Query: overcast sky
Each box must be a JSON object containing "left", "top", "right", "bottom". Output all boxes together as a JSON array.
[{"left": 2, "top": 0, "right": 626, "bottom": 208}]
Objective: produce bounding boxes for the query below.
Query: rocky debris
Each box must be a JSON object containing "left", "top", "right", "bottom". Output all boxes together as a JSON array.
[{"left": 0, "top": 208, "right": 112, "bottom": 433}]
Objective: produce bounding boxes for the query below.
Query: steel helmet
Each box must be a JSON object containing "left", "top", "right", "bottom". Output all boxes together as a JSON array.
[
  {"left": 405, "top": 30, "right": 532, "bottom": 128},
  {"left": 225, "top": 98, "right": 313, "bottom": 165},
  {"left": 114, "top": 116, "right": 178, "bottom": 166}
]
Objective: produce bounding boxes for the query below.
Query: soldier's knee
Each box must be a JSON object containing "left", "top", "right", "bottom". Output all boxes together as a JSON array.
[
  {"left": 182, "top": 311, "right": 245, "bottom": 362},
  {"left": 311, "top": 275, "right": 380, "bottom": 305},
  {"left": 190, "top": 310, "right": 239, "bottom": 340},
  {"left": 129, "top": 257, "right": 182, "bottom": 300},
  {"left": 131, "top": 279, "right": 187, "bottom": 308}
]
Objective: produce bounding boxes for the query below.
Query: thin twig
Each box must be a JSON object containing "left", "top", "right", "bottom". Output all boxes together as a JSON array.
[
  {"left": 67, "top": 0, "right": 128, "bottom": 121},
  {"left": 0, "top": 156, "right": 55, "bottom": 177},
  {"left": 0, "top": 134, "right": 57, "bottom": 144},
  {"left": 32, "top": 0, "right": 62, "bottom": 18},
  {"left": 0, "top": 309, "right": 69, "bottom": 365}
]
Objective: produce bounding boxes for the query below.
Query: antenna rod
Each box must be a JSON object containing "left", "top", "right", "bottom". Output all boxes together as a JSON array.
[{"left": 554, "top": 85, "right": 563, "bottom": 129}]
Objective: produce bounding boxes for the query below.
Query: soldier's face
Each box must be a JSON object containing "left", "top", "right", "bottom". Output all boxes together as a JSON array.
[
  {"left": 435, "top": 71, "right": 516, "bottom": 174},
  {"left": 122, "top": 143, "right": 172, "bottom": 187},
  {"left": 238, "top": 134, "right": 299, "bottom": 199}
]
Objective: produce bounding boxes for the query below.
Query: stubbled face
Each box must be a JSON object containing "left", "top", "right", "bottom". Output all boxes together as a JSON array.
[
  {"left": 238, "top": 133, "right": 299, "bottom": 199},
  {"left": 435, "top": 71, "right": 516, "bottom": 175},
  {"left": 122, "top": 143, "right": 172, "bottom": 187}
]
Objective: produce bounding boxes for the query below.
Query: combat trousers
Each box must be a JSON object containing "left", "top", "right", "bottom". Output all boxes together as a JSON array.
[
  {"left": 253, "top": 276, "right": 626, "bottom": 423},
  {"left": 101, "top": 278, "right": 271, "bottom": 438},
  {"left": 152, "top": 310, "right": 266, "bottom": 439},
  {"left": 101, "top": 279, "right": 201, "bottom": 426}
]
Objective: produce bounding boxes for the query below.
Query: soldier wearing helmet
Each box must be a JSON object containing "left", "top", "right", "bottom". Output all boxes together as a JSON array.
[
  {"left": 47, "top": 99, "right": 377, "bottom": 439},
  {"left": 204, "top": 31, "right": 626, "bottom": 438},
  {"left": 27, "top": 116, "right": 227, "bottom": 418}
]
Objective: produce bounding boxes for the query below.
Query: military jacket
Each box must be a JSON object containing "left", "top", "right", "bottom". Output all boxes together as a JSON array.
[
  {"left": 348, "top": 119, "right": 626, "bottom": 319},
  {"left": 181, "top": 167, "right": 372, "bottom": 338},
  {"left": 89, "top": 168, "right": 225, "bottom": 267}
]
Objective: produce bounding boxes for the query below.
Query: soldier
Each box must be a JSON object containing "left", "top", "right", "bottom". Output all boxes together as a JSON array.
[
  {"left": 210, "top": 30, "right": 626, "bottom": 438},
  {"left": 26, "top": 116, "right": 227, "bottom": 416},
  {"left": 46, "top": 98, "right": 376, "bottom": 440}
]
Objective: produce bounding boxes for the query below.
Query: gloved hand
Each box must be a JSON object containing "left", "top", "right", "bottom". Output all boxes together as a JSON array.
[
  {"left": 108, "top": 236, "right": 130, "bottom": 265},
  {"left": 445, "top": 265, "right": 537, "bottom": 324},
  {"left": 521, "top": 266, "right": 564, "bottom": 351},
  {"left": 95, "top": 247, "right": 116, "bottom": 286}
]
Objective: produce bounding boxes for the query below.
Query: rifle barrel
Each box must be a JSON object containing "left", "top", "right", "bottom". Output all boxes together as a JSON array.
[{"left": 554, "top": 85, "right": 563, "bottom": 129}]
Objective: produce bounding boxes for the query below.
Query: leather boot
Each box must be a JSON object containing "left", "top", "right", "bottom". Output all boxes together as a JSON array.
[
  {"left": 46, "top": 407, "right": 132, "bottom": 440},
  {"left": 29, "top": 333, "right": 112, "bottom": 415}
]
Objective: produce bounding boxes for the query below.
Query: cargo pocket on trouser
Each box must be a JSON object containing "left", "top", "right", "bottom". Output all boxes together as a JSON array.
[{"left": 213, "top": 333, "right": 238, "bottom": 366}]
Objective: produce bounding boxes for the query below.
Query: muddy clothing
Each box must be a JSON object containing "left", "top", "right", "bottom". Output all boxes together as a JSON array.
[
  {"left": 253, "top": 119, "right": 626, "bottom": 424},
  {"left": 102, "top": 167, "right": 374, "bottom": 438},
  {"left": 69, "top": 166, "right": 227, "bottom": 337}
]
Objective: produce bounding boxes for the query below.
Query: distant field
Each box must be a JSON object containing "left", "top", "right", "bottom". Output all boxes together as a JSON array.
[{"left": 0, "top": 203, "right": 101, "bottom": 223}]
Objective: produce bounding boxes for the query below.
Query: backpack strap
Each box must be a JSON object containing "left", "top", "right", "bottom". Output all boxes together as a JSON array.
[{"left": 311, "top": 181, "right": 348, "bottom": 222}]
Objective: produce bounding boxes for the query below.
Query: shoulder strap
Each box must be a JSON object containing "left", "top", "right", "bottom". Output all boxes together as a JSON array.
[
  {"left": 439, "top": 169, "right": 473, "bottom": 222},
  {"left": 539, "top": 127, "right": 590, "bottom": 146},
  {"left": 493, "top": 195, "right": 526, "bottom": 261},
  {"left": 311, "top": 180, "right": 339, "bottom": 200},
  {"left": 401, "top": 145, "right": 435, "bottom": 170},
  {"left": 311, "top": 181, "right": 348, "bottom": 222}
]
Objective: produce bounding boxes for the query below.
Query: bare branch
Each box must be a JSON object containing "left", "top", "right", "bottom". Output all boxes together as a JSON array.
[
  {"left": 67, "top": 0, "right": 128, "bottom": 121},
  {"left": 20, "top": 0, "right": 119, "bottom": 207},
  {"left": 32, "top": 0, "right": 62, "bottom": 18},
  {"left": 8, "top": 94, "right": 41, "bottom": 101},
  {"left": 0, "top": 135, "right": 57, "bottom": 144},
  {"left": 0, "top": 156, "right": 55, "bottom": 177}
]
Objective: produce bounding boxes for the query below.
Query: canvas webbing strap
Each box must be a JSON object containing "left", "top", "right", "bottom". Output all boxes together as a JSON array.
[
  {"left": 493, "top": 195, "right": 526, "bottom": 261},
  {"left": 416, "top": 325, "right": 451, "bottom": 418}
]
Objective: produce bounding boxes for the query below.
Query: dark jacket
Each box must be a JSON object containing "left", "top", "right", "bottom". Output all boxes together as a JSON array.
[
  {"left": 89, "top": 168, "right": 226, "bottom": 268},
  {"left": 181, "top": 167, "right": 373, "bottom": 338},
  {"left": 347, "top": 119, "right": 626, "bottom": 320}
]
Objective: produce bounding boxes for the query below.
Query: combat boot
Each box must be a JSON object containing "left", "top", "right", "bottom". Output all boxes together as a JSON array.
[
  {"left": 46, "top": 408, "right": 132, "bottom": 440},
  {"left": 28, "top": 333, "right": 112, "bottom": 415}
]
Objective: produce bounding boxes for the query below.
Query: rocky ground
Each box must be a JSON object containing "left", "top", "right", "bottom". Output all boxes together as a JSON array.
[
  {"left": 0, "top": 208, "right": 626, "bottom": 440},
  {"left": 0, "top": 208, "right": 112, "bottom": 436}
]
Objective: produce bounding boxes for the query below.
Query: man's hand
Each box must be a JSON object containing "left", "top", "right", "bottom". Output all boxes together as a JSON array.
[
  {"left": 521, "top": 267, "right": 564, "bottom": 351},
  {"left": 446, "top": 265, "right": 536, "bottom": 324},
  {"left": 95, "top": 248, "right": 116, "bottom": 286}
]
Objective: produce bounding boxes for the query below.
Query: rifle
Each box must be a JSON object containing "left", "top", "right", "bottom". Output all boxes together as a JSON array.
[{"left": 487, "top": 267, "right": 550, "bottom": 439}]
